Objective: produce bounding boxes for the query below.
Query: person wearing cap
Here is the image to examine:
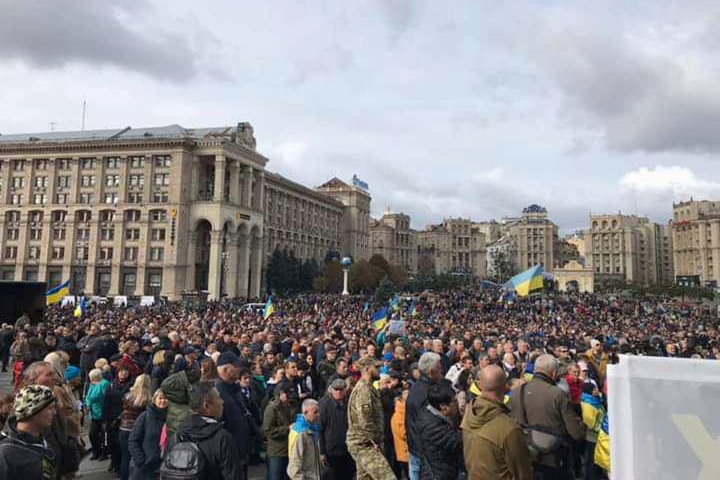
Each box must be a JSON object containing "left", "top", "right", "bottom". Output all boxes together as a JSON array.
[
  {"left": 346, "top": 355, "right": 395, "bottom": 480},
  {"left": 319, "top": 378, "right": 355, "bottom": 480},
  {"left": 263, "top": 382, "right": 295, "bottom": 480},
  {"left": 316, "top": 346, "right": 338, "bottom": 393},
  {"left": 584, "top": 339, "right": 609, "bottom": 386},
  {"left": 215, "top": 351, "right": 253, "bottom": 477},
  {"left": 160, "top": 357, "right": 200, "bottom": 438},
  {"left": 0, "top": 385, "right": 57, "bottom": 478}
]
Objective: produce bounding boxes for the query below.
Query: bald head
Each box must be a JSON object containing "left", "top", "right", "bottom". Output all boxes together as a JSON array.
[{"left": 478, "top": 365, "right": 506, "bottom": 395}]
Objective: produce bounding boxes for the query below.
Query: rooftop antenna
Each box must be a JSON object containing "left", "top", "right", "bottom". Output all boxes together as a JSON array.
[
  {"left": 81, "top": 100, "right": 87, "bottom": 131},
  {"left": 49, "top": 122, "right": 57, "bottom": 132}
]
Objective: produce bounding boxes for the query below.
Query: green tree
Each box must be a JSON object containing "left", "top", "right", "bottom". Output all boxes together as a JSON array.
[
  {"left": 316, "top": 259, "right": 343, "bottom": 293},
  {"left": 375, "top": 276, "right": 395, "bottom": 303},
  {"left": 349, "top": 260, "right": 377, "bottom": 293}
]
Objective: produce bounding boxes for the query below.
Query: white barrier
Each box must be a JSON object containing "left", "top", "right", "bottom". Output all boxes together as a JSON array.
[{"left": 608, "top": 355, "right": 720, "bottom": 480}]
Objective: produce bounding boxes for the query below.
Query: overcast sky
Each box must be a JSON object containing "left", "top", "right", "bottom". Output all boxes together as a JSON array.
[{"left": 2, "top": 0, "right": 719, "bottom": 234}]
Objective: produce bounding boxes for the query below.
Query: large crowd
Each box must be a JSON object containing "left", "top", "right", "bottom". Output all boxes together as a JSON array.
[{"left": 0, "top": 288, "right": 718, "bottom": 480}]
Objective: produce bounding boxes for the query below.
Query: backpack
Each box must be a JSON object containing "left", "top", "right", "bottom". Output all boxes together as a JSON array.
[{"left": 159, "top": 436, "right": 206, "bottom": 480}]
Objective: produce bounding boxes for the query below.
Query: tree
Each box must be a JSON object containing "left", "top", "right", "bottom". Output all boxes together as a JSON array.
[
  {"left": 388, "top": 264, "right": 409, "bottom": 287},
  {"left": 489, "top": 250, "right": 515, "bottom": 283},
  {"left": 315, "top": 259, "right": 343, "bottom": 293},
  {"left": 349, "top": 260, "right": 376, "bottom": 293},
  {"left": 375, "top": 276, "right": 395, "bottom": 303}
]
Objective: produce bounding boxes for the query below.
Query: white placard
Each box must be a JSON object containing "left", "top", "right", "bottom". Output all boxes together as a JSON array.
[
  {"left": 608, "top": 355, "right": 720, "bottom": 479},
  {"left": 61, "top": 296, "right": 76, "bottom": 307},
  {"left": 140, "top": 296, "right": 155, "bottom": 307},
  {"left": 387, "top": 320, "right": 406, "bottom": 336},
  {"left": 113, "top": 296, "right": 128, "bottom": 307}
]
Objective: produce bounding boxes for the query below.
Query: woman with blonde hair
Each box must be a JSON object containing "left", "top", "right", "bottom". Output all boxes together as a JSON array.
[
  {"left": 150, "top": 350, "right": 170, "bottom": 394},
  {"left": 119, "top": 373, "right": 152, "bottom": 480},
  {"left": 128, "top": 389, "right": 169, "bottom": 480}
]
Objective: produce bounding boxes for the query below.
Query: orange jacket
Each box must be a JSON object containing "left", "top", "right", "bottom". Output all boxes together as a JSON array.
[{"left": 391, "top": 400, "right": 409, "bottom": 463}]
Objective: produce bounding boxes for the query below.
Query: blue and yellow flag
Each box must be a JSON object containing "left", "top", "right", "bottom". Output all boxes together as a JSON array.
[
  {"left": 504, "top": 265, "right": 544, "bottom": 297},
  {"left": 73, "top": 297, "right": 87, "bottom": 318},
  {"left": 46, "top": 280, "right": 70, "bottom": 305},
  {"left": 389, "top": 295, "right": 400, "bottom": 311},
  {"left": 407, "top": 301, "right": 418, "bottom": 317},
  {"left": 372, "top": 307, "right": 389, "bottom": 331},
  {"left": 264, "top": 296, "right": 275, "bottom": 320}
]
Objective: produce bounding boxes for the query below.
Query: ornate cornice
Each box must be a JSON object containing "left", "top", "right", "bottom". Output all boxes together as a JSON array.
[{"left": 0, "top": 138, "right": 193, "bottom": 156}]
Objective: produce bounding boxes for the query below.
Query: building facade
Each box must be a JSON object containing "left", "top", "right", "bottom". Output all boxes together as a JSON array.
[
  {"left": 369, "top": 209, "right": 417, "bottom": 273},
  {"left": 263, "top": 172, "right": 344, "bottom": 266},
  {"left": 504, "top": 205, "right": 559, "bottom": 272},
  {"left": 585, "top": 214, "right": 673, "bottom": 286},
  {"left": 672, "top": 199, "right": 720, "bottom": 287},
  {"left": 486, "top": 235, "right": 517, "bottom": 281},
  {"left": 416, "top": 218, "right": 487, "bottom": 277},
  {"left": 316, "top": 178, "right": 371, "bottom": 261}
]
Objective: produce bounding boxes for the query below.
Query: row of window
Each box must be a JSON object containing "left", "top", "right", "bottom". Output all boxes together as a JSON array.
[
  {"left": 4, "top": 209, "right": 168, "bottom": 223},
  {"left": 5, "top": 225, "right": 167, "bottom": 242},
  {"left": 3, "top": 245, "right": 165, "bottom": 261},
  {"left": 2, "top": 156, "right": 172, "bottom": 171},
  {"left": 7, "top": 190, "right": 171, "bottom": 205}
]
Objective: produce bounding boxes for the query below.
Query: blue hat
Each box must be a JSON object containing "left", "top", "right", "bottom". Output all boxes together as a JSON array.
[
  {"left": 217, "top": 351, "right": 242, "bottom": 367},
  {"left": 64, "top": 366, "right": 80, "bottom": 382},
  {"left": 383, "top": 353, "right": 394, "bottom": 362}
]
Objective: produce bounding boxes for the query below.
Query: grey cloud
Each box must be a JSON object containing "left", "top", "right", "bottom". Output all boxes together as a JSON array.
[
  {"left": 0, "top": 0, "right": 203, "bottom": 81},
  {"left": 288, "top": 44, "right": 355, "bottom": 85}
]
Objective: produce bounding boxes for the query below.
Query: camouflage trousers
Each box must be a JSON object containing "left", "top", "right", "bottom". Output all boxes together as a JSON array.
[{"left": 348, "top": 443, "right": 397, "bottom": 480}]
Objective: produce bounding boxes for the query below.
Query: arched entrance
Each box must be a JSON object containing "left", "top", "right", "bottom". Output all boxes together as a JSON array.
[
  {"left": 195, "top": 220, "right": 212, "bottom": 290},
  {"left": 566, "top": 280, "right": 580, "bottom": 292}
]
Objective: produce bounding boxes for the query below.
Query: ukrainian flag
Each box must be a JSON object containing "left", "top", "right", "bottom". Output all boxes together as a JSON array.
[
  {"left": 264, "top": 296, "right": 275, "bottom": 320},
  {"left": 74, "top": 297, "right": 87, "bottom": 318},
  {"left": 407, "top": 301, "right": 418, "bottom": 317},
  {"left": 389, "top": 295, "right": 400, "bottom": 311},
  {"left": 372, "top": 307, "right": 388, "bottom": 331},
  {"left": 46, "top": 280, "right": 70, "bottom": 305},
  {"left": 505, "top": 265, "right": 544, "bottom": 297}
]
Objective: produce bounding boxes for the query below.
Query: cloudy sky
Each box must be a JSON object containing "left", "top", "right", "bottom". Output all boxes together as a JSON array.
[{"left": 2, "top": 0, "right": 720, "bottom": 233}]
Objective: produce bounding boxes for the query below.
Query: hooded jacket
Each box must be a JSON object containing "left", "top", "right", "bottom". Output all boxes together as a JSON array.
[
  {"left": 160, "top": 370, "right": 192, "bottom": 434},
  {"left": 262, "top": 395, "right": 295, "bottom": 457},
  {"left": 416, "top": 405, "right": 463, "bottom": 480},
  {"left": 461, "top": 395, "right": 532, "bottom": 480},
  {"left": 390, "top": 399, "right": 409, "bottom": 463},
  {"left": 127, "top": 404, "right": 167, "bottom": 474},
  {"left": 0, "top": 417, "right": 57, "bottom": 479},
  {"left": 287, "top": 414, "right": 321, "bottom": 480},
  {"left": 173, "top": 414, "right": 242, "bottom": 480},
  {"left": 405, "top": 373, "right": 434, "bottom": 456},
  {"left": 215, "top": 379, "right": 253, "bottom": 460}
]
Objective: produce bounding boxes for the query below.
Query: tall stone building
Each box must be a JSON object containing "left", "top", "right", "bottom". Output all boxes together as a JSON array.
[
  {"left": 263, "top": 172, "right": 344, "bottom": 265},
  {"left": 503, "top": 205, "right": 559, "bottom": 271},
  {"left": 672, "top": 199, "right": 720, "bottom": 287},
  {"left": 316, "top": 178, "right": 371, "bottom": 261},
  {"left": 416, "top": 218, "right": 487, "bottom": 277},
  {"left": 585, "top": 213, "right": 673, "bottom": 286},
  {"left": 0, "top": 122, "right": 266, "bottom": 300},
  {"left": 369, "top": 208, "right": 416, "bottom": 273}
]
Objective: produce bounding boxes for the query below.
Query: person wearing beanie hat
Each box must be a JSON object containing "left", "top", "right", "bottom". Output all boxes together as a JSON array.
[{"left": 0, "top": 385, "right": 57, "bottom": 478}]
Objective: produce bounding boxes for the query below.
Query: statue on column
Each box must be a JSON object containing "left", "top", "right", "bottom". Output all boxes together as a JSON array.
[{"left": 236, "top": 122, "right": 256, "bottom": 150}]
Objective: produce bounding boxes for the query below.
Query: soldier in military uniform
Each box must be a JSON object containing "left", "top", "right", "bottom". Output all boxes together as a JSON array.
[{"left": 346, "top": 356, "right": 397, "bottom": 480}]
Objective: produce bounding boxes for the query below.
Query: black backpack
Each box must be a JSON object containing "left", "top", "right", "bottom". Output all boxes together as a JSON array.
[{"left": 160, "top": 435, "right": 206, "bottom": 480}]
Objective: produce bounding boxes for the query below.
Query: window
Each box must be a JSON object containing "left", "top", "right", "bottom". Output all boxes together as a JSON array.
[
  {"left": 151, "top": 228, "right": 166, "bottom": 241},
  {"left": 129, "top": 156, "right": 145, "bottom": 168},
  {"left": 24, "top": 270, "right": 38, "bottom": 282},
  {"left": 129, "top": 174, "right": 144, "bottom": 187},
  {"left": 76, "top": 228, "right": 90, "bottom": 241},
  {"left": 76, "top": 246, "right": 88, "bottom": 260},
  {"left": 57, "top": 158, "right": 71, "bottom": 170},
  {"left": 99, "top": 247, "right": 114, "bottom": 261},
  {"left": 104, "top": 192, "right": 118, "bottom": 204},
  {"left": 55, "top": 193, "right": 68, "bottom": 204},
  {"left": 12, "top": 160, "right": 24, "bottom": 171},
  {"left": 154, "top": 173, "right": 170, "bottom": 186},
  {"left": 52, "top": 228, "right": 66, "bottom": 241},
  {"left": 100, "top": 210, "right": 115, "bottom": 222},
  {"left": 123, "top": 247, "right": 138, "bottom": 261},
  {"left": 80, "top": 175, "right": 95, "bottom": 187},
  {"left": 29, "top": 228, "right": 42, "bottom": 240},
  {"left": 122, "top": 273, "right": 136, "bottom": 295},
  {"left": 52, "top": 211, "right": 66, "bottom": 222},
  {"left": 56, "top": 176, "right": 70, "bottom": 188},
  {"left": 6, "top": 228, "right": 19, "bottom": 241},
  {"left": 6, "top": 211, "right": 20, "bottom": 222},
  {"left": 152, "top": 192, "right": 168, "bottom": 203},
  {"left": 32, "top": 194, "right": 47, "bottom": 205},
  {"left": 4, "top": 246, "right": 17, "bottom": 259},
  {"left": 52, "top": 247, "right": 65, "bottom": 260},
  {"left": 105, "top": 157, "right": 119, "bottom": 169},
  {"left": 34, "top": 176, "right": 48, "bottom": 188},
  {"left": 149, "top": 247, "right": 164, "bottom": 261},
  {"left": 81, "top": 158, "right": 96, "bottom": 169},
  {"left": 147, "top": 272, "right": 162, "bottom": 295},
  {"left": 11, "top": 177, "right": 24, "bottom": 189},
  {"left": 100, "top": 227, "right": 114, "bottom": 241},
  {"left": 28, "top": 246, "right": 41, "bottom": 259},
  {"left": 154, "top": 155, "right": 171, "bottom": 168},
  {"left": 125, "top": 228, "right": 140, "bottom": 241},
  {"left": 10, "top": 194, "right": 23, "bottom": 205},
  {"left": 125, "top": 210, "right": 141, "bottom": 222},
  {"left": 79, "top": 193, "right": 94, "bottom": 204},
  {"left": 105, "top": 175, "right": 120, "bottom": 187},
  {"left": 34, "top": 159, "right": 48, "bottom": 170},
  {"left": 128, "top": 192, "right": 143, "bottom": 204},
  {"left": 150, "top": 210, "right": 167, "bottom": 221}
]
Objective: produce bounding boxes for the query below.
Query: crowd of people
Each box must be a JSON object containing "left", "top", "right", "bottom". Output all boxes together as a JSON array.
[{"left": 0, "top": 287, "right": 717, "bottom": 479}]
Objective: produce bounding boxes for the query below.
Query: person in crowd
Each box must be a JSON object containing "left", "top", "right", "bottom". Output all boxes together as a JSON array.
[
  {"left": 86, "top": 367, "right": 111, "bottom": 460},
  {"left": 416, "top": 382, "right": 463, "bottom": 480},
  {"left": 390, "top": 389, "right": 410, "bottom": 478},
  {"left": 584, "top": 340, "right": 608, "bottom": 386},
  {"left": 0, "top": 324, "right": 14, "bottom": 373},
  {"left": 119, "top": 374, "right": 152, "bottom": 480},
  {"left": 172, "top": 381, "right": 242, "bottom": 479},
  {"left": 160, "top": 360, "right": 199, "bottom": 438},
  {"left": 346, "top": 355, "right": 396, "bottom": 480},
  {"left": 263, "top": 382, "right": 295, "bottom": 480},
  {"left": 127, "top": 389, "right": 168, "bottom": 480},
  {"left": 287, "top": 399, "right": 322, "bottom": 480},
  {"left": 318, "top": 379, "right": 355, "bottom": 480},
  {"left": 0, "top": 385, "right": 57, "bottom": 478},
  {"left": 317, "top": 345, "right": 338, "bottom": 393},
  {"left": 406, "top": 351, "right": 443, "bottom": 480},
  {"left": 78, "top": 324, "right": 103, "bottom": 386},
  {"left": 462, "top": 365, "right": 532, "bottom": 480},
  {"left": 510, "top": 354, "right": 585, "bottom": 480},
  {"left": 149, "top": 350, "right": 171, "bottom": 394},
  {"left": 104, "top": 364, "right": 133, "bottom": 474},
  {"left": 580, "top": 383, "right": 606, "bottom": 480}
]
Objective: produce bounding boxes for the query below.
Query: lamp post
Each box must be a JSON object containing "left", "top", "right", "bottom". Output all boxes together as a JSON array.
[{"left": 341, "top": 256, "right": 352, "bottom": 295}]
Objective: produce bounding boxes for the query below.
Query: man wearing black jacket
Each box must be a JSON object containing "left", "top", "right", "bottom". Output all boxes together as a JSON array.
[
  {"left": 318, "top": 379, "right": 355, "bottom": 480},
  {"left": 405, "top": 351, "right": 443, "bottom": 480},
  {"left": 215, "top": 352, "right": 252, "bottom": 478}
]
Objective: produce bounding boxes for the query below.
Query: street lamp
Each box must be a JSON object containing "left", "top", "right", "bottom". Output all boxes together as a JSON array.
[{"left": 341, "top": 256, "right": 352, "bottom": 295}]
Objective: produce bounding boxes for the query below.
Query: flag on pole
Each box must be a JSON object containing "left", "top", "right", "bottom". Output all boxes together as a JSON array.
[
  {"left": 389, "top": 295, "right": 400, "bottom": 311},
  {"left": 372, "top": 307, "right": 389, "bottom": 331},
  {"left": 407, "top": 301, "right": 418, "bottom": 317},
  {"left": 73, "top": 297, "right": 87, "bottom": 318},
  {"left": 264, "top": 296, "right": 275, "bottom": 320},
  {"left": 504, "top": 265, "right": 544, "bottom": 297},
  {"left": 46, "top": 280, "right": 70, "bottom": 305}
]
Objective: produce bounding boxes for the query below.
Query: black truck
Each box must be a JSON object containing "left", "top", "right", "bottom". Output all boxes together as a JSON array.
[{"left": 0, "top": 281, "right": 46, "bottom": 324}]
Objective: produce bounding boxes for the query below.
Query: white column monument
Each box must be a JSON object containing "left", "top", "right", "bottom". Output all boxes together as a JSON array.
[{"left": 341, "top": 256, "right": 352, "bottom": 295}]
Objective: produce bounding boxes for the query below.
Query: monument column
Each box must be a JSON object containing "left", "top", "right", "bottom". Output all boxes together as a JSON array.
[{"left": 207, "top": 230, "right": 224, "bottom": 300}]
